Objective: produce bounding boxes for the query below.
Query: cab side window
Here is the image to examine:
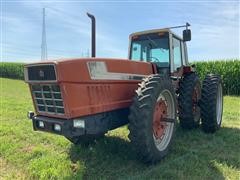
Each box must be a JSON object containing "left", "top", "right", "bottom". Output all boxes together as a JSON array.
[
  {"left": 181, "top": 41, "right": 186, "bottom": 66},
  {"left": 172, "top": 37, "right": 182, "bottom": 71},
  {"left": 131, "top": 43, "right": 142, "bottom": 61}
]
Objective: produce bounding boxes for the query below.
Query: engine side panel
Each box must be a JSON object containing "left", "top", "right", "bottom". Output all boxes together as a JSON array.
[{"left": 57, "top": 59, "right": 154, "bottom": 118}]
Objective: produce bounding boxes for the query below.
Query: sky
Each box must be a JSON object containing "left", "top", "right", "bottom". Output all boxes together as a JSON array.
[{"left": 1, "top": 0, "right": 239, "bottom": 63}]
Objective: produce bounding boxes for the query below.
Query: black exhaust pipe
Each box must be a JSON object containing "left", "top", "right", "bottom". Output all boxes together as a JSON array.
[{"left": 87, "top": 12, "right": 96, "bottom": 57}]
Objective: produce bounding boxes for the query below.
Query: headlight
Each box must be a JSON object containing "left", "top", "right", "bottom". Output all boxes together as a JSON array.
[
  {"left": 54, "top": 124, "right": 61, "bottom": 131},
  {"left": 73, "top": 119, "right": 85, "bottom": 128},
  {"left": 38, "top": 121, "right": 44, "bottom": 128}
]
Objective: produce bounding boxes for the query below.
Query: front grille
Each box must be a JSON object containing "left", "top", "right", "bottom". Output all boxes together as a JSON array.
[
  {"left": 25, "top": 64, "right": 56, "bottom": 82},
  {"left": 31, "top": 84, "right": 65, "bottom": 115}
]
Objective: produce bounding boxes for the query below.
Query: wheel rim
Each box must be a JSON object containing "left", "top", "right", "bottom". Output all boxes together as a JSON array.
[
  {"left": 152, "top": 90, "right": 175, "bottom": 151},
  {"left": 216, "top": 83, "right": 223, "bottom": 125}
]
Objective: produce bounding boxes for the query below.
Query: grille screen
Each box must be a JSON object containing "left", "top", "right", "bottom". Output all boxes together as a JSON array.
[
  {"left": 31, "top": 84, "right": 65, "bottom": 115},
  {"left": 27, "top": 65, "right": 56, "bottom": 81}
]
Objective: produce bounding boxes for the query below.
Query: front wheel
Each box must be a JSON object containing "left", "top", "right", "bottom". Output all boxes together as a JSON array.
[
  {"left": 128, "top": 75, "right": 177, "bottom": 163},
  {"left": 200, "top": 74, "right": 223, "bottom": 133}
]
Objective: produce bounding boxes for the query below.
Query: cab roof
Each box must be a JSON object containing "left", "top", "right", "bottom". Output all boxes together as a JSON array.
[{"left": 129, "top": 28, "right": 182, "bottom": 40}]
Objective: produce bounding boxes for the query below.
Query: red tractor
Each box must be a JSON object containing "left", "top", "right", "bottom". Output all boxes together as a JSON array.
[{"left": 25, "top": 13, "right": 223, "bottom": 163}]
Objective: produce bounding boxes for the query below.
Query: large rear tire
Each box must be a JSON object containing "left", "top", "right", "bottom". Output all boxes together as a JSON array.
[
  {"left": 200, "top": 74, "right": 223, "bottom": 133},
  {"left": 128, "top": 75, "right": 177, "bottom": 163},
  {"left": 178, "top": 73, "right": 201, "bottom": 129}
]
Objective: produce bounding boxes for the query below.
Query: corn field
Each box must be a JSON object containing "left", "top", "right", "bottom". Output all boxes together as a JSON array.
[
  {"left": 0, "top": 62, "right": 25, "bottom": 80},
  {"left": 194, "top": 60, "right": 240, "bottom": 95},
  {"left": 0, "top": 60, "right": 239, "bottom": 95}
]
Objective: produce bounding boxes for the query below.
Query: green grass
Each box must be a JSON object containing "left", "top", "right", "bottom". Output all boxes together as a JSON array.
[{"left": 1, "top": 77, "right": 240, "bottom": 180}]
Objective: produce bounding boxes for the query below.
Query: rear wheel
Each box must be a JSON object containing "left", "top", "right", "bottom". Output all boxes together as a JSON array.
[
  {"left": 178, "top": 73, "right": 201, "bottom": 129},
  {"left": 128, "top": 75, "right": 177, "bottom": 163},
  {"left": 200, "top": 74, "right": 223, "bottom": 133}
]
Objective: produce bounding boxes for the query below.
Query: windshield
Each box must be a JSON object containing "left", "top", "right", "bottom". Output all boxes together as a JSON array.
[{"left": 130, "top": 33, "right": 170, "bottom": 67}]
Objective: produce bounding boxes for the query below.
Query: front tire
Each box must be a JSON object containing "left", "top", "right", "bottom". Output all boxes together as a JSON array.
[
  {"left": 200, "top": 74, "right": 223, "bottom": 133},
  {"left": 128, "top": 75, "right": 177, "bottom": 163}
]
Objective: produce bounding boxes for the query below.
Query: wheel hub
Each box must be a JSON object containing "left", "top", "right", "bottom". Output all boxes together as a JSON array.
[{"left": 153, "top": 99, "right": 167, "bottom": 139}]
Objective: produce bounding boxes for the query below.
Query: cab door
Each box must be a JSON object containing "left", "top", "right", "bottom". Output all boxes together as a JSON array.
[
  {"left": 170, "top": 34, "right": 188, "bottom": 78},
  {"left": 172, "top": 36, "right": 182, "bottom": 73}
]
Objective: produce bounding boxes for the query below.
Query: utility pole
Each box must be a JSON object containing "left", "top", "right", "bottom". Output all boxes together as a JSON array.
[{"left": 41, "top": 8, "right": 48, "bottom": 61}]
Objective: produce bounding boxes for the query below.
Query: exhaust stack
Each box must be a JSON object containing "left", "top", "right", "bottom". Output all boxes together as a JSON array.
[{"left": 87, "top": 12, "right": 96, "bottom": 57}]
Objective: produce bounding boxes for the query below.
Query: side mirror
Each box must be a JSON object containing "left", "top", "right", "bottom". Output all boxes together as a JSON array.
[{"left": 183, "top": 29, "right": 191, "bottom": 41}]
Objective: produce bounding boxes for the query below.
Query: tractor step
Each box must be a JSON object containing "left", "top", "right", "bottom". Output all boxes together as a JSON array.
[{"left": 162, "top": 118, "right": 176, "bottom": 123}]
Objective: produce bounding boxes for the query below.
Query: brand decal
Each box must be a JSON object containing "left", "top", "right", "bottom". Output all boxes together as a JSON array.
[
  {"left": 39, "top": 70, "right": 44, "bottom": 78},
  {"left": 87, "top": 61, "right": 147, "bottom": 80}
]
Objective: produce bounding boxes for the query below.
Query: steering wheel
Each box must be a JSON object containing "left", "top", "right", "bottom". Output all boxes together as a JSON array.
[{"left": 148, "top": 56, "right": 160, "bottom": 62}]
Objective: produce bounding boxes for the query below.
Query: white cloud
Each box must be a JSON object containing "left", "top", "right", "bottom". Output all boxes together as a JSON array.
[
  {"left": 213, "top": 2, "right": 239, "bottom": 21},
  {"left": 188, "top": 2, "right": 239, "bottom": 61}
]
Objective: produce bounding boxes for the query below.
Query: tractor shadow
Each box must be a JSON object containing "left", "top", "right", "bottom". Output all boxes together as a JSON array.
[{"left": 68, "top": 126, "right": 240, "bottom": 179}]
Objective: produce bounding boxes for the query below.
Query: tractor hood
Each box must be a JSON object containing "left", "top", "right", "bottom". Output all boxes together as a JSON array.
[
  {"left": 24, "top": 58, "right": 154, "bottom": 83},
  {"left": 24, "top": 58, "right": 155, "bottom": 118}
]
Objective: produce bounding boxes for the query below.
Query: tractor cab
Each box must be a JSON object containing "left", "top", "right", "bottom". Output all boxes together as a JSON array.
[{"left": 129, "top": 25, "right": 191, "bottom": 76}]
